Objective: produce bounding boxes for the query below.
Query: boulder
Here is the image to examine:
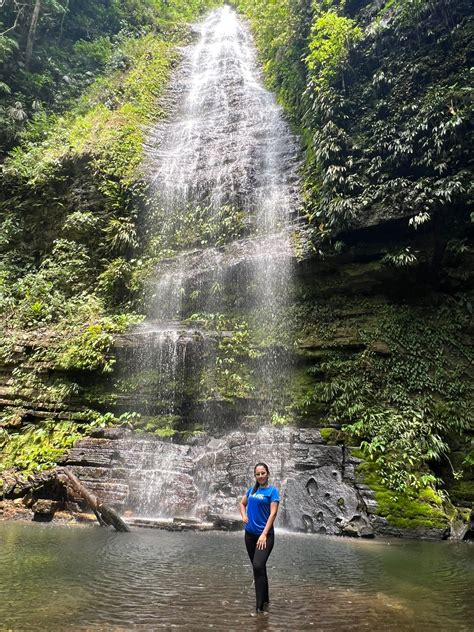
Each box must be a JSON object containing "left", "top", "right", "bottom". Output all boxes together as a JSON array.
[
  {"left": 32, "top": 499, "right": 63, "bottom": 514},
  {"left": 340, "top": 514, "right": 374, "bottom": 538},
  {"left": 371, "top": 516, "right": 449, "bottom": 540}
]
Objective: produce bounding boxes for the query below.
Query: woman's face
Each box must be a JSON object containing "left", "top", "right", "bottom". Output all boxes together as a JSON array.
[{"left": 255, "top": 465, "right": 269, "bottom": 486}]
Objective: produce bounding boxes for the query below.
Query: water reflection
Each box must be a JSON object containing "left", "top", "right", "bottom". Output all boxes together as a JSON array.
[{"left": 0, "top": 523, "right": 472, "bottom": 630}]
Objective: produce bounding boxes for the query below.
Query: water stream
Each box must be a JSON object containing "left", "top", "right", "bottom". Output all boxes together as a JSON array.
[{"left": 145, "top": 5, "right": 298, "bottom": 228}]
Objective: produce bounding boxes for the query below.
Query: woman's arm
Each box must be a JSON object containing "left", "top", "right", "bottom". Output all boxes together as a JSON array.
[
  {"left": 239, "top": 494, "right": 248, "bottom": 524},
  {"left": 257, "top": 501, "right": 279, "bottom": 550}
]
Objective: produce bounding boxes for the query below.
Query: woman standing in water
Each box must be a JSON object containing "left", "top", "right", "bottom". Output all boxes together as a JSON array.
[{"left": 239, "top": 462, "right": 280, "bottom": 613}]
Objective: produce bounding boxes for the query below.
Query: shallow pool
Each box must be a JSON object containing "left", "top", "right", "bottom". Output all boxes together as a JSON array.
[{"left": 0, "top": 522, "right": 472, "bottom": 630}]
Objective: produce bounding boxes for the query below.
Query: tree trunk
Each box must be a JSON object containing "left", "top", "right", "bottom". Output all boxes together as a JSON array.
[
  {"left": 25, "top": 0, "right": 42, "bottom": 69},
  {"left": 59, "top": 467, "right": 130, "bottom": 532}
]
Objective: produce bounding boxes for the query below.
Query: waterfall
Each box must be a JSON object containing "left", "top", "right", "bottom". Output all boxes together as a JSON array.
[
  {"left": 146, "top": 6, "right": 298, "bottom": 217},
  {"left": 126, "top": 5, "right": 300, "bottom": 516},
  {"left": 145, "top": 4, "right": 299, "bottom": 318},
  {"left": 65, "top": 7, "right": 375, "bottom": 537}
]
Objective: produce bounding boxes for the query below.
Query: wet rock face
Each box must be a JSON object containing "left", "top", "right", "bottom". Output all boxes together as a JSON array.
[
  {"left": 31, "top": 499, "right": 64, "bottom": 522},
  {"left": 65, "top": 427, "right": 374, "bottom": 538}
]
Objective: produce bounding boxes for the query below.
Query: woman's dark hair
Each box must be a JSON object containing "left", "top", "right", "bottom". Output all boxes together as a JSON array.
[{"left": 252, "top": 462, "right": 270, "bottom": 494}]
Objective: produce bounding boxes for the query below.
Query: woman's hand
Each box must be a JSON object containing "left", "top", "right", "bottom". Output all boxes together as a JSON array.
[
  {"left": 257, "top": 534, "right": 267, "bottom": 550},
  {"left": 240, "top": 494, "right": 248, "bottom": 524}
]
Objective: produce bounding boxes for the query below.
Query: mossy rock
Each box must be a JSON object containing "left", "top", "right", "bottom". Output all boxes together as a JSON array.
[
  {"left": 294, "top": 347, "right": 331, "bottom": 360},
  {"left": 359, "top": 463, "right": 450, "bottom": 530},
  {"left": 286, "top": 368, "right": 327, "bottom": 418},
  {"left": 319, "top": 427, "right": 345, "bottom": 445}
]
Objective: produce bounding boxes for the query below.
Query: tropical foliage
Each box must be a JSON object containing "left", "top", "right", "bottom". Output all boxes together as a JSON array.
[
  {"left": 0, "top": 0, "right": 216, "bottom": 152},
  {"left": 0, "top": 0, "right": 218, "bottom": 325},
  {"left": 234, "top": 0, "right": 473, "bottom": 250},
  {"left": 0, "top": 0, "right": 472, "bottom": 512}
]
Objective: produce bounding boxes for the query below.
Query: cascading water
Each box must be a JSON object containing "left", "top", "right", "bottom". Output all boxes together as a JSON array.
[
  {"left": 146, "top": 6, "right": 298, "bottom": 221},
  {"left": 121, "top": 5, "right": 300, "bottom": 517},
  {"left": 146, "top": 4, "right": 298, "bottom": 392}
]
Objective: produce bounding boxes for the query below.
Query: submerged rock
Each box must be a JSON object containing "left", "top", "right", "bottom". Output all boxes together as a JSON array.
[
  {"left": 370, "top": 516, "right": 450, "bottom": 540},
  {"left": 339, "top": 515, "right": 374, "bottom": 538}
]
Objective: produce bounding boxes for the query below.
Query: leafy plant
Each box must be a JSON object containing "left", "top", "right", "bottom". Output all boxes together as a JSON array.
[
  {"left": 1, "top": 420, "right": 87, "bottom": 477},
  {"left": 382, "top": 247, "right": 418, "bottom": 267},
  {"left": 236, "top": 0, "right": 472, "bottom": 251}
]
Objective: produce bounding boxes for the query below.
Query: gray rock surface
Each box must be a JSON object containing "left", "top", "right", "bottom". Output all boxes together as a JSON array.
[{"left": 65, "top": 426, "right": 374, "bottom": 537}]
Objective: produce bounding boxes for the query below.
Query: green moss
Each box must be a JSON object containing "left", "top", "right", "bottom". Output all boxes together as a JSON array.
[
  {"left": 287, "top": 368, "right": 321, "bottom": 419},
  {"left": 115, "top": 367, "right": 198, "bottom": 402},
  {"left": 319, "top": 427, "right": 341, "bottom": 444},
  {"left": 359, "top": 462, "right": 450, "bottom": 530}
]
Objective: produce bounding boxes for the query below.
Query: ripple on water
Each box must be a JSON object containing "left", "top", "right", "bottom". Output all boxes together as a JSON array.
[{"left": 1, "top": 525, "right": 473, "bottom": 631}]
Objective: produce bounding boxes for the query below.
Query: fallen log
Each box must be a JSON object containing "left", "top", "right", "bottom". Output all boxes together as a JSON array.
[{"left": 58, "top": 467, "right": 130, "bottom": 532}]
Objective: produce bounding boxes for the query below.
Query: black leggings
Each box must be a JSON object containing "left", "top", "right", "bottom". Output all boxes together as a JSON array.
[{"left": 244, "top": 531, "right": 275, "bottom": 610}]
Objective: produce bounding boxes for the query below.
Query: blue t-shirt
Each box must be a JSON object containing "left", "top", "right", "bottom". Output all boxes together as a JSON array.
[{"left": 245, "top": 485, "right": 280, "bottom": 536}]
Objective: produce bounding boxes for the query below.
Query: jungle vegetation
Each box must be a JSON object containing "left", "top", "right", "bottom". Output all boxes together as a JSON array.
[{"left": 233, "top": 0, "right": 472, "bottom": 248}]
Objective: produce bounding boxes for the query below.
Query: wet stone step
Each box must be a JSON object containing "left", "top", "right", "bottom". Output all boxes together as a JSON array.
[{"left": 126, "top": 516, "right": 214, "bottom": 531}]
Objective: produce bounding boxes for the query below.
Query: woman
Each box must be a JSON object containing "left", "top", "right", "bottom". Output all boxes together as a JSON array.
[{"left": 239, "top": 462, "right": 280, "bottom": 613}]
